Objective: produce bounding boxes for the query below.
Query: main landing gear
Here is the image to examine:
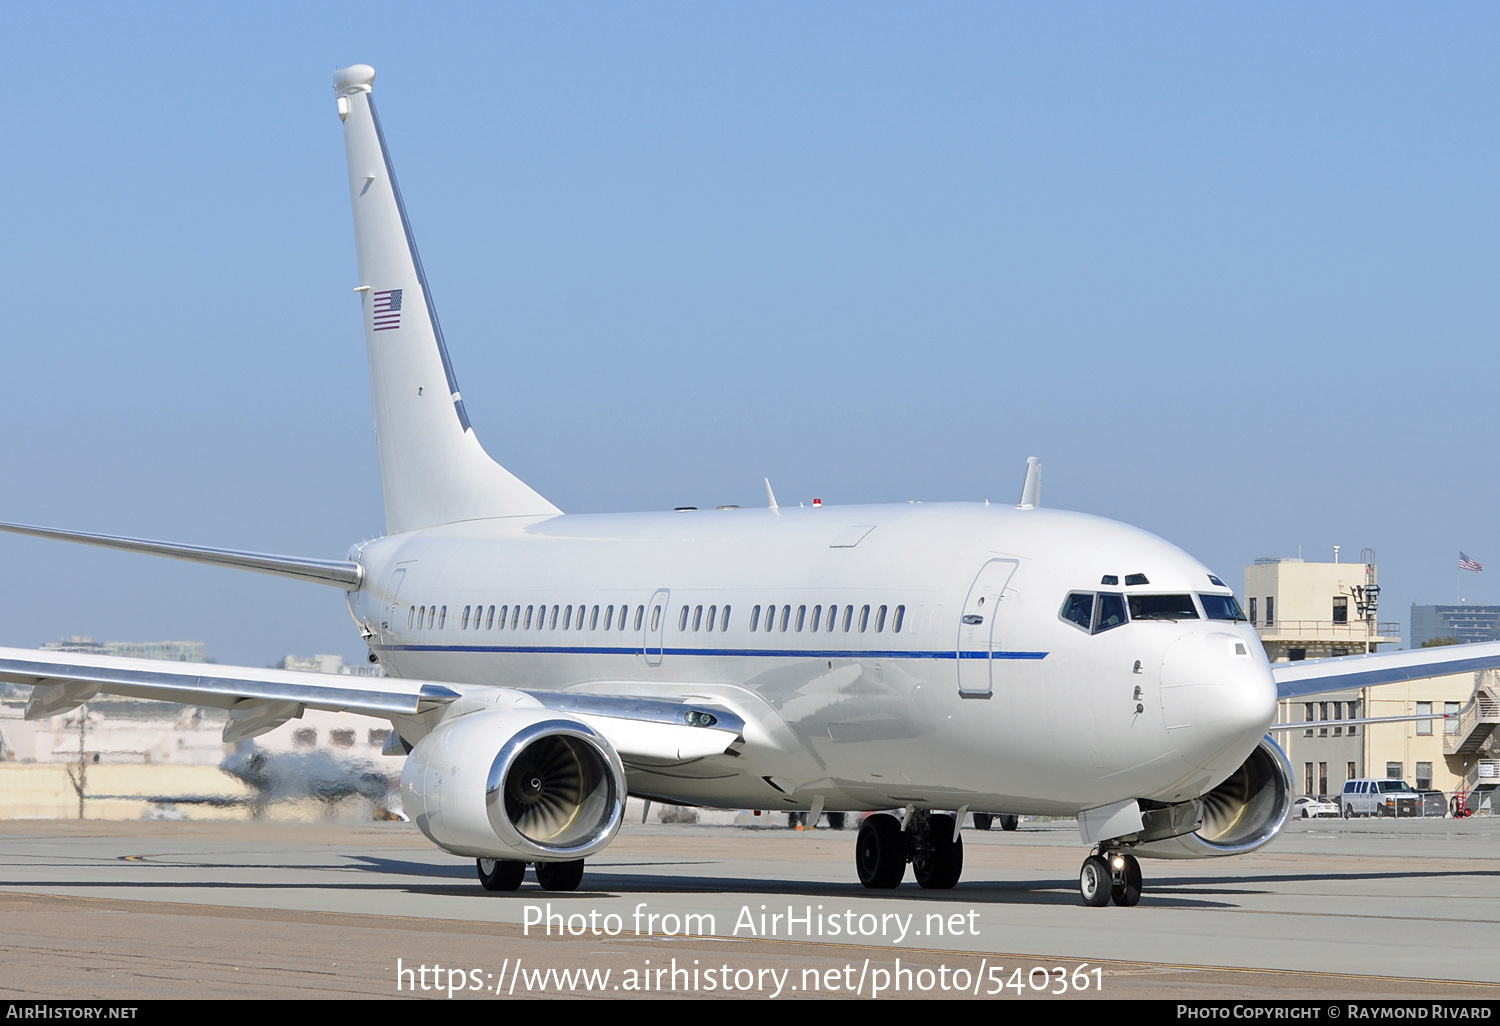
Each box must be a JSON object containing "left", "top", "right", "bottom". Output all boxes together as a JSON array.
[
  {"left": 856, "top": 810, "right": 963, "bottom": 889},
  {"left": 1078, "top": 851, "right": 1141, "bottom": 907},
  {"left": 476, "top": 858, "right": 585, "bottom": 892}
]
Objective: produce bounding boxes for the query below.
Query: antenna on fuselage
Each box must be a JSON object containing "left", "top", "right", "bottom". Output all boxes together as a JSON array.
[
  {"left": 1017, "top": 456, "right": 1042, "bottom": 509},
  {"left": 764, "top": 478, "right": 779, "bottom": 513}
]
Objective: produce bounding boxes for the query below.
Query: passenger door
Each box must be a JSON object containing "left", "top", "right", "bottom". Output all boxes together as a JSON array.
[{"left": 956, "top": 559, "right": 1019, "bottom": 697}]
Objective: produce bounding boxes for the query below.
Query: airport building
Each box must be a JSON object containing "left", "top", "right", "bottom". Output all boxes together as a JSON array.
[
  {"left": 40, "top": 636, "right": 206, "bottom": 663},
  {"left": 1253, "top": 556, "right": 1500, "bottom": 805},
  {"left": 1410, "top": 605, "right": 1500, "bottom": 648}
]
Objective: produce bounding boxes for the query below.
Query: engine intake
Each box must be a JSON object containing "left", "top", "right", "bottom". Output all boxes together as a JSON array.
[
  {"left": 402, "top": 709, "right": 625, "bottom": 862},
  {"left": 1132, "top": 735, "right": 1293, "bottom": 859}
]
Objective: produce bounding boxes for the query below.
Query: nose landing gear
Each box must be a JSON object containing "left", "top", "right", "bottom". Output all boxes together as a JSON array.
[{"left": 1078, "top": 851, "right": 1141, "bottom": 907}]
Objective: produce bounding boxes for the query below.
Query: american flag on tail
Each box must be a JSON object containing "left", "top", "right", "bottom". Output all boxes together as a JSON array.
[
  {"left": 1460, "top": 552, "right": 1484, "bottom": 572},
  {"left": 372, "top": 288, "right": 402, "bottom": 331}
]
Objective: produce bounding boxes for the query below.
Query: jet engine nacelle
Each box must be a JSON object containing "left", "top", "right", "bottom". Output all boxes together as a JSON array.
[
  {"left": 1132, "top": 735, "right": 1293, "bottom": 859},
  {"left": 401, "top": 708, "right": 626, "bottom": 862}
]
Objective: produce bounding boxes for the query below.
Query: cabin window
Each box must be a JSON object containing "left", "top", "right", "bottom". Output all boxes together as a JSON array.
[
  {"left": 590, "top": 605, "right": 600, "bottom": 630},
  {"left": 828, "top": 605, "right": 838, "bottom": 632},
  {"left": 693, "top": 605, "right": 703, "bottom": 631},
  {"left": 330, "top": 729, "right": 355, "bottom": 749},
  {"left": 604, "top": 605, "right": 614, "bottom": 630},
  {"left": 780, "top": 605, "right": 791, "bottom": 632},
  {"left": 486, "top": 605, "right": 495, "bottom": 629},
  {"left": 438, "top": 606, "right": 447, "bottom": 629},
  {"left": 644, "top": 606, "right": 654, "bottom": 632},
  {"left": 679, "top": 606, "right": 690, "bottom": 631},
  {"left": 893, "top": 605, "right": 905, "bottom": 633},
  {"left": 706, "top": 605, "right": 717, "bottom": 631},
  {"left": 876, "top": 605, "right": 887, "bottom": 632},
  {"left": 858, "top": 605, "right": 870, "bottom": 632},
  {"left": 811, "top": 605, "right": 822, "bottom": 632},
  {"left": 498, "top": 605, "right": 508, "bottom": 630},
  {"left": 796, "top": 605, "right": 807, "bottom": 631},
  {"left": 407, "top": 606, "right": 415, "bottom": 629},
  {"left": 461, "top": 606, "right": 471, "bottom": 630},
  {"left": 720, "top": 605, "right": 730, "bottom": 631},
  {"left": 750, "top": 605, "right": 762, "bottom": 631},
  {"left": 549, "top": 605, "right": 559, "bottom": 629},
  {"left": 524, "top": 605, "right": 534, "bottom": 629},
  {"left": 563, "top": 605, "right": 574, "bottom": 630},
  {"left": 842, "top": 605, "right": 854, "bottom": 632}
]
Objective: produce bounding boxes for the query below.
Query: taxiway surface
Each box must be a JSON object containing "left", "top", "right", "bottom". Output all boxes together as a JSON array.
[{"left": 0, "top": 814, "right": 1495, "bottom": 999}]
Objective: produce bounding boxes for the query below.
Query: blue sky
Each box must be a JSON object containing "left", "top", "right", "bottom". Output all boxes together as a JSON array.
[{"left": 2, "top": 5, "right": 1498, "bottom": 664}]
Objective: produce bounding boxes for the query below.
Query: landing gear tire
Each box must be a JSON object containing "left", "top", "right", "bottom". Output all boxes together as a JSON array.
[
  {"left": 972, "top": 813, "right": 993, "bottom": 831},
  {"left": 913, "top": 814, "right": 963, "bottom": 889},
  {"left": 1079, "top": 855, "right": 1112, "bottom": 907},
  {"left": 1109, "top": 854, "right": 1142, "bottom": 907},
  {"left": 477, "top": 858, "right": 525, "bottom": 891},
  {"left": 856, "top": 813, "right": 907, "bottom": 888},
  {"left": 535, "top": 859, "right": 585, "bottom": 892},
  {"left": 999, "top": 814, "right": 1019, "bottom": 831},
  {"left": 826, "top": 812, "right": 846, "bottom": 831}
]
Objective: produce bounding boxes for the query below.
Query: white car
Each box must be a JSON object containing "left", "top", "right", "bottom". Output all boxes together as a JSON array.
[{"left": 1294, "top": 795, "right": 1340, "bottom": 819}]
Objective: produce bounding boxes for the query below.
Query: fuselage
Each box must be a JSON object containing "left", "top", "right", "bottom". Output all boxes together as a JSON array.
[{"left": 349, "top": 501, "right": 1277, "bottom": 816}]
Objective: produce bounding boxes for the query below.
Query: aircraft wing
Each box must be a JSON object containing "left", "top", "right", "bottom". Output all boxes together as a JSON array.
[
  {"left": 0, "top": 647, "right": 744, "bottom": 760},
  {"left": 1272, "top": 641, "right": 1500, "bottom": 699}
]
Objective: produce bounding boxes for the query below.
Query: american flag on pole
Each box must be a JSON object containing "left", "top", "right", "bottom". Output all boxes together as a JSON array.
[
  {"left": 1460, "top": 551, "right": 1484, "bottom": 572},
  {"left": 372, "top": 288, "right": 402, "bottom": 331}
]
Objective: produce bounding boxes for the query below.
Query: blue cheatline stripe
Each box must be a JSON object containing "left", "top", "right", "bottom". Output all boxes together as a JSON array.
[{"left": 374, "top": 643, "right": 1047, "bottom": 660}]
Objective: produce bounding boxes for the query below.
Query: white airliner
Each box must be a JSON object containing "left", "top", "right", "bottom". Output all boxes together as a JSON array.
[{"left": 3, "top": 64, "right": 1496, "bottom": 905}]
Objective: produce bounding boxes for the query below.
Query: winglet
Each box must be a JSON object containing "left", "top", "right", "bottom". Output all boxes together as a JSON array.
[
  {"left": 1017, "top": 457, "right": 1041, "bottom": 509},
  {"left": 764, "top": 478, "right": 779, "bottom": 512}
]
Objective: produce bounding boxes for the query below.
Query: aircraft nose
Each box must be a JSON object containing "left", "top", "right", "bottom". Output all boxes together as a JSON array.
[{"left": 1159, "top": 630, "right": 1277, "bottom": 771}]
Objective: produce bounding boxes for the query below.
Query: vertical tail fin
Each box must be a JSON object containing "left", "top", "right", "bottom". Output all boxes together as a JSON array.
[{"left": 334, "top": 65, "right": 559, "bottom": 534}]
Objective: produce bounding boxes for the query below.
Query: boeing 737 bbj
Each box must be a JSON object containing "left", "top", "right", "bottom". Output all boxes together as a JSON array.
[{"left": 3, "top": 65, "right": 1495, "bottom": 905}]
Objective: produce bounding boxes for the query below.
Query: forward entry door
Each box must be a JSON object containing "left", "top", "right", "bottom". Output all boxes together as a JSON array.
[{"left": 956, "top": 559, "right": 1019, "bottom": 696}]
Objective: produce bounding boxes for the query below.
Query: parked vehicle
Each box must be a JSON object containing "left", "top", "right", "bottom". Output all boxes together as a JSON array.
[
  {"left": 1294, "top": 795, "right": 1340, "bottom": 819},
  {"left": 1340, "top": 778, "right": 1422, "bottom": 817}
]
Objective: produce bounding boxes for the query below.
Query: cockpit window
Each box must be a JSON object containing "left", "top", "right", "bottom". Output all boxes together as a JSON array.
[
  {"left": 1199, "top": 594, "right": 1247, "bottom": 621},
  {"left": 1060, "top": 592, "right": 1093, "bottom": 631},
  {"left": 1094, "top": 593, "right": 1127, "bottom": 633},
  {"left": 1127, "top": 594, "right": 1199, "bottom": 621}
]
